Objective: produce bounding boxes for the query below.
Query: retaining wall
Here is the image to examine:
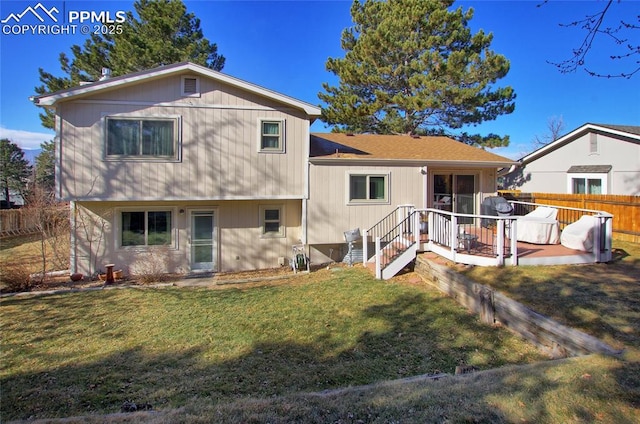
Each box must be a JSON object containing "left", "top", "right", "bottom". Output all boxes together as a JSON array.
[{"left": 415, "top": 253, "right": 621, "bottom": 358}]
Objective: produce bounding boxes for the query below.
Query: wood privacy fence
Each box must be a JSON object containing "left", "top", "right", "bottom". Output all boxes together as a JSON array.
[
  {"left": 499, "top": 191, "right": 640, "bottom": 243},
  {"left": 0, "top": 207, "right": 69, "bottom": 238}
]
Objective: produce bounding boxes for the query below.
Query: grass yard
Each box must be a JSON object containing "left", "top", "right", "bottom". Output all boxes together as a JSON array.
[
  {"left": 0, "top": 268, "right": 546, "bottom": 421},
  {"left": 1, "top": 236, "right": 639, "bottom": 423},
  {"left": 461, "top": 240, "right": 640, "bottom": 356}
]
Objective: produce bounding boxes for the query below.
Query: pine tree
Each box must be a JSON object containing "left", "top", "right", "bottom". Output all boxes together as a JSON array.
[
  {"left": 34, "top": 140, "right": 56, "bottom": 194},
  {"left": 319, "top": 0, "right": 515, "bottom": 147},
  {"left": 35, "top": 0, "right": 225, "bottom": 129},
  {"left": 0, "top": 139, "right": 32, "bottom": 208}
]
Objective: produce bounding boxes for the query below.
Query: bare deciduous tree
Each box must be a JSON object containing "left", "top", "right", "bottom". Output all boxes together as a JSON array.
[
  {"left": 532, "top": 115, "right": 566, "bottom": 148},
  {"left": 541, "top": 0, "right": 640, "bottom": 78}
]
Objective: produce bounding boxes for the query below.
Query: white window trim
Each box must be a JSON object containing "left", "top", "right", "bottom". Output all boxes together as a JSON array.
[
  {"left": 115, "top": 206, "right": 178, "bottom": 250},
  {"left": 259, "top": 204, "right": 286, "bottom": 238},
  {"left": 257, "top": 118, "right": 286, "bottom": 153},
  {"left": 181, "top": 76, "right": 200, "bottom": 97},
  {"left": 102, "top": 113, "right": 182, "bottom": 162},
  {"left": 567, "top": 173, "right": 608, "bottom": 194},
  {"left": 346, "top": 172, "right": 390, "bottom": 205}
]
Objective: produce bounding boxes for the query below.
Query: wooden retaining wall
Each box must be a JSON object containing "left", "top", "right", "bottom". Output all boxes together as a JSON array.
[{"left": 415, "top": 253, "right": 622, "bottom": 358}]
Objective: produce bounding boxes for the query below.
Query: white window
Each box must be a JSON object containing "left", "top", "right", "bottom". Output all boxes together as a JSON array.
[
  {"left": 571, "top": 177, "right": 603, "bottom": 194},
  {"left": 348, "top": 173, "right": 389, "bottom": 204},
  {"left": 181, "top": 76, "right": 200, "bottom": 97},
  {"left": 105, "top": 116, "right": 180, "bottom": 161},
  {"left": 119, "top": 209, "right": 174, "bottom": 247},
  {"left": 567, "top": 167, "right": 609, "bottom": 194},
  {"left": 258, "top": 119, "right": 285, "bottom": 153},
  {"left": 259, "top": 205, "right": 285, "bottom": 238}
]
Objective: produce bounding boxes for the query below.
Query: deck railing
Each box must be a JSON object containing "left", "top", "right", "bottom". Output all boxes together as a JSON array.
[{"left": 424, "top": 201, "right": 613, "bottom": 266}]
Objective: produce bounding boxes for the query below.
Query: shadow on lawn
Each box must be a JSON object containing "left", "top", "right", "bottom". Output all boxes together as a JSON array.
[{"left": 1, "top": 286, "right": 637, "bottom": 422}]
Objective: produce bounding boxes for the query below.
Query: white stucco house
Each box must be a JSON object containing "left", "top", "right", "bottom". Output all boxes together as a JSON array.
[{"left": 501, "top": 123, "right": 640, "bottom": 196}]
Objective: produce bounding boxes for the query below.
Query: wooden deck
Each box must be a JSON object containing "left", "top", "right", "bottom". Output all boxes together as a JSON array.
[{"left": 420, "top": 227, "right": 596, "bottom": 266}]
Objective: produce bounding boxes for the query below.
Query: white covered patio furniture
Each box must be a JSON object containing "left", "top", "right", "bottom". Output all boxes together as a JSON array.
[
  {"left": 560, "top": 215, "right": 596, "bottom": 252},
  {"left": 516, "top": 206, "right": 560, "bottom": 244}
]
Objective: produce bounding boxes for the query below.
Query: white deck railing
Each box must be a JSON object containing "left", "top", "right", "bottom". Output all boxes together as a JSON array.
[{"left": 421, "top": 201, "right": 613, "bottom": 267}]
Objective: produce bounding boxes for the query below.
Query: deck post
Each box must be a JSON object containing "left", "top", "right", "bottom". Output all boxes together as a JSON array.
[
  {"left": 375, "top": 236, "right": 382, "bottom": 279},
  {"left": 451, "top": 215, "right": 458, "bottom": 262},
  {"left": 510, "top": 218, "right": 518, "bottom": 266},
  {"left": 496, "top": 218, "right": 505, "bottom": 266},
  {"left": 362, "top": 228, "right": 368, "bottom": 265},
  {"left": 593, "top": 216, "right": 602, "bottom": 263}
]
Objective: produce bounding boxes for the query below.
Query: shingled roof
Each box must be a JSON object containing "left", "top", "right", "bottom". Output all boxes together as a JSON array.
[{"left": 310, "top": 133, "right": 515, "bottom": 166}]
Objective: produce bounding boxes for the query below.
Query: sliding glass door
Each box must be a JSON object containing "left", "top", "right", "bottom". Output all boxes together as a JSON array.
[{"left": 433, "top": 174, "right": 476, "bottom": 221}]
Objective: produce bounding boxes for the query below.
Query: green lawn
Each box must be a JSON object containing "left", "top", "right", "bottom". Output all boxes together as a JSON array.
[
  {"left": 1, "top": 240, "right": 639, "bottom": 423},
  {"left": 1, "top": 268, "right": 544, "bottom": 421}
]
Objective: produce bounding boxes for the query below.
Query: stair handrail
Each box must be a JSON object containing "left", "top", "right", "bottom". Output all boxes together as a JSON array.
[
  {"left": 364, "top": 205, "right": 415, "bottom": 264},
  {"left": 376, "top": 210, "right": 418, "bottom": 275}
]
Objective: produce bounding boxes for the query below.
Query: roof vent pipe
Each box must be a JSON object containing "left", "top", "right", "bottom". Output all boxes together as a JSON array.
[{"left": 99, "top": 68, "right": 111, "bottom": 81}]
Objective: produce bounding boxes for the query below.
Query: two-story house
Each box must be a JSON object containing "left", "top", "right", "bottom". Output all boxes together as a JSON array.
[
  {"left": 34, "top": 62, "right": 321, "bottom": 276},
  {"left": 34, "top": 62, "right": 515, "bottom": 277}
]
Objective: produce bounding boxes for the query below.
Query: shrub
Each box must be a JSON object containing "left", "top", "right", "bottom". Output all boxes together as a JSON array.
[
  {"left": 0, "top": 262, "right": 33, "bottom": 292},
  {"left": 129, "top": 247, "right": 172, "bottom": 284}
]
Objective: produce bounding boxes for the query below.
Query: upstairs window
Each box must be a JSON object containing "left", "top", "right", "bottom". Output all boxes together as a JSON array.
[
  {"left": 105, "top": 117, "right": 179, "bottom": 160},
  {"left": 348, "top": 173, "right": 389, "bottom": 204},
  {"left": 259, "top": 119, "right": 285, "bottom": 152}
]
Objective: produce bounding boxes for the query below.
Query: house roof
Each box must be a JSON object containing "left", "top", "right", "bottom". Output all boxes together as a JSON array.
[
  {"left": 519, "top": 123, "right": 640, "bottom": 164},
  {"left": 310, "top": 133, "right": 515, "bottom": 167},
  {"left": 567, "top": 165, "right": 612, "bottom": 173},
  {"left": 32, "top": 62, "right": 322, "bottom": 116}
]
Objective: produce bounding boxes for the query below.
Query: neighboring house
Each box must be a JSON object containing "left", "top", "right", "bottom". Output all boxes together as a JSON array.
[
  {"left": 0, "top": 189, "right": 25, "bottom": 208},
  {"left": 33, "top": 62, "right": 515, "bottom": 276},
  {"left": 501, "top": 123, "right": 640, "bottom": 195}
]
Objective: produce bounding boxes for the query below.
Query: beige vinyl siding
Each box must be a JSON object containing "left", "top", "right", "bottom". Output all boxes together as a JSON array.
[
  {"left": 72, "top": 200, "right": 302, "bottom": 276},
  {"left": 58, "top": 75, "right": 309, "bottom": 200},
  {"left": 308, "top": 164, "right": 498, "bottom": 245},
  {"left": 307, "top": 163, "right": 424, "bottom": 244}
]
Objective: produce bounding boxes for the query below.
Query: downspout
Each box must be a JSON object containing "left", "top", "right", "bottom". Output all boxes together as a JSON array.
[
  {"left": 70, "top": 201, "right": 77, "bottom": 273},
  {"left": 302, "top": 126, "right": 311, "bottom": 245}
]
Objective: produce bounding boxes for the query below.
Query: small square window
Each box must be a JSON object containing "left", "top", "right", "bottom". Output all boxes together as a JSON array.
[
  {"left": 348, "top": 174, "right": 389, "bottom": 203},
  {"left": 260, "top": 205, "right": 285, "bottom": 238},
  {"left": 259, "top": 120, "right": 285, "bottom": 152}
]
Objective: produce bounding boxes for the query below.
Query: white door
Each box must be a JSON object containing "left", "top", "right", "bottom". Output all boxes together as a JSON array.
[{"left": 190, "top": 211, "right": 216, "bottom": 271}]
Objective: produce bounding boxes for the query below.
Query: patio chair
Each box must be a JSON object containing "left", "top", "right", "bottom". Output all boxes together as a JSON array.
[
  {"left": 560, "top": 215, "right": 596, "bottom": 252},
  {"left": 516, "top": 206, "right": 560, "bottom": 244}
]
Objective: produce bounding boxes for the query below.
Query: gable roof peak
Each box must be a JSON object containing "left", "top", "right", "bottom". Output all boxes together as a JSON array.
[{"left": 32, "top": 61, "right": 321, "bottom": 116}]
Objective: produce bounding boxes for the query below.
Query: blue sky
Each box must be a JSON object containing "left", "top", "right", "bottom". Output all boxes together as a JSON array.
[{"left": 0, "top": 0, "right": 638, "bottom": 160}]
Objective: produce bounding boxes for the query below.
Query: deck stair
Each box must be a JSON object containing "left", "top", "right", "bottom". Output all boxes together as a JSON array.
[{"left": 363, "top": 206, "right": 420, "bottom": 280}]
